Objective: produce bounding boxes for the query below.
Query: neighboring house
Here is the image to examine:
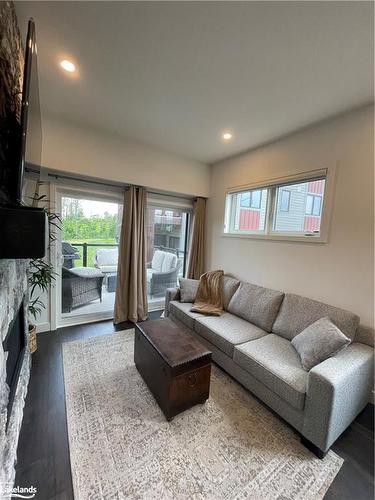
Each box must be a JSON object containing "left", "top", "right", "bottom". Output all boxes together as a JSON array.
[
  {"left": 146, "top": 208, "right": 186, "bottom": 262},
  {"left": 238, "top": 180, "right": 324, "bottom": 233},
  {"left": 303, "top": 180, "right": 325, "bottom": 232}
]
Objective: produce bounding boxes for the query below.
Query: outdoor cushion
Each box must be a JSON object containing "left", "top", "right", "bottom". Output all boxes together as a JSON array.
[
  {"left": 194, "top": 312, "right": 267, "bottom": 357},
  {"left": 223, "top": 276, "right": 241, "bottom": 310},
  {"left": 169, "top": 301, "right": 202, "bottom": 329},
  {"left": 95, "top": 248, "right": 118, "bottom": 266},
  {"left": 96, "top": 265, "right": 117, "bottom": 274},
  {"left": 233, "top": 334, "right": 308, "bottom": 410},
  {"left": 151, "top": 250, "right": 165, "bottom": 272},
  {"left": 179, "top": 278, "right": 200, "bottom": 303},
  {"left": 227, "top": 282, "right": 284, "bottom": 332},
  {"left": 272, "top": 293, "right": 360, "bottom": 341},
  {"left": 161, "top": 252, "right": 177, "bottom": 273},
  {"left": 69, "top": 267, "right": 104, "bottom": 278},
  {"left": 291, "top": 317, "right": 350, "bottom": 371}
]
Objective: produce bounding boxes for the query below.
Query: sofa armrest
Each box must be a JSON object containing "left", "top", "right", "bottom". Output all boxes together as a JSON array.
[
  {"left": 302, "top": 342, "right": 374, "bottom": 452},
  {"left": 165, "top": 287, "right": 180, "bottom": 317}
]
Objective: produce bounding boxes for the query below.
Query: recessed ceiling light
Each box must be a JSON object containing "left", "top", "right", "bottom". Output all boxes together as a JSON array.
[
  {"left": 222, "top": 132, "right": 233, "bottom": 141},
  {"left": 60, "top": 59, "right": 76, "bottom": 72}
]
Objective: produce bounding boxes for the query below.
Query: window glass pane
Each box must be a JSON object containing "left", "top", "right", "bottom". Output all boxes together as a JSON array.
[
  {"left": 250, "top": 190, "right": 262, "bottom": 209},
  {"left": 240, "top": 192, "right": 250, "bottom": 207},
  {"left": 146, "top": 207, "right": 188, "bottom": 306},
  {"left": 60, "top": 196, "right": 122, "bottom": 319},
  {"left": 312, "top": 196, "right": 322, "bottom": 216},
  {"left": 273, "top": 179, "right": 325, "bottom": 233},
  {"left": 279, "top": 190, "right": 290, "bottom": 211},
  {"left": 305, "top": 194, "right": 313, "bottom": 215},
  {"left": 231, "top": 189, "right": 268, "bottom": 232}
]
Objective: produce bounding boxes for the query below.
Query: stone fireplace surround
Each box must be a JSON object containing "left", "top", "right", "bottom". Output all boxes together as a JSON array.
[
  {"left": 0, "top": 3, "right": 35, "bottom": 488},
  {"left": 0, "top": 259, "right": 31, "bottom": 488}
]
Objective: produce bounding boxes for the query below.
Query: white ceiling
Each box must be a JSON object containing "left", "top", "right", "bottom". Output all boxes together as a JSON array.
[{"left": 15, "top": 1, "right": 374, "bottom": 164}]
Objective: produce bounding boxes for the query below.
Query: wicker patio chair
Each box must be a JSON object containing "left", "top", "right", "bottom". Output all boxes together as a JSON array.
[
  {"left": 147, "top": 250, "right": 182, "bottom": 298},
  {"left": 61, "top": 241, "right": 80, "bottom": 269},
  {"left": 62, "top": 267, "right": 105, "bottom": 313}
]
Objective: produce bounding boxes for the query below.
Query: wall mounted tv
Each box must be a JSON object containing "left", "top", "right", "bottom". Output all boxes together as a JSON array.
[
  {"left": 0, "top": 18, "right": 42, "bottom": 206},
  {"left": 0, "top": 18, "right": 46, "bottom": 259}
]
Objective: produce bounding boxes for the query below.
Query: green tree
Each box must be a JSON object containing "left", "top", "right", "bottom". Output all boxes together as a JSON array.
[
  {"left": 62, "top": 213, "right": 118, "bottom": 241},
  {"left": 62, "top": 198, "right": 84, "bottom": 218}
]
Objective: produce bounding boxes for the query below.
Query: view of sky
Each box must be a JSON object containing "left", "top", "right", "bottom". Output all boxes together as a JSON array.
[
  {"left": 62, "top": 196, "right": 119, "bottom": 217},
  {"left": 81, "top": 199, "right": 119, "bottom": 216}
]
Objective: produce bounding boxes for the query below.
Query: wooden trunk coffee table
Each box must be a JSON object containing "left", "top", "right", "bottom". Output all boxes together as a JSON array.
[{"left": 134, "top": 318, "right": 212, "bottom": 421}]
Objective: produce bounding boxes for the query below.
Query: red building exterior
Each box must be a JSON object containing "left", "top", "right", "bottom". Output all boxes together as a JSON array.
[
  {"left": 303, "top": 180, "right": 324, "bottom": 232},
  {"left": 238, "top": 180, "right": 324, "bottom": 232}
]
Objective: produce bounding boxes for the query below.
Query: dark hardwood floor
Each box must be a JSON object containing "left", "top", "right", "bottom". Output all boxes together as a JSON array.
[{"left": 15, "top": 316, "right": 374, "bottom": 500}]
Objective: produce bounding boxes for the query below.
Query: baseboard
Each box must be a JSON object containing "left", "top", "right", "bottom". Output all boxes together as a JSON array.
[{"left": 36, "top": 322, "right": 51, "bottom": 333}]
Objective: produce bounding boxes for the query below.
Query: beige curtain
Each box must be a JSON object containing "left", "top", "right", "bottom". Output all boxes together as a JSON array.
[
  {"left": 186, "top": 197, "right": 206, "bottom": 280},
  {"left": 114, "top": 186, "right": 148, "bottom": 323}
]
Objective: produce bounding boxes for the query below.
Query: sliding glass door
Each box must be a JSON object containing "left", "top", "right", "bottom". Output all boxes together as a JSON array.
[
  {"left": 146, "top": 205, "right": 190, "bottom": 310},
  {"left": 57, "top": 189, "right": 123, "bottom": 325},
  {"left": 54, "top": 188, "right": 191, "bottom": 325}
]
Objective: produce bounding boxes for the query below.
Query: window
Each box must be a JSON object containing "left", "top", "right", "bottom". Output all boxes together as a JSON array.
[
  {"left": 305, "top": 194, "right": 322, "bottom": 216},
  {"left": 146, "top": 205, "right": 190, "bottom": 308},
  {"left": 59, "top": 193, "right": 123, "bottom": 322},
  {"left": 224, "top": 171, "right": 330, "bottom": 241},
  {"left": 229, "top": 188, "right": 268, "bottom": 232},
  {"left": 279, "top": 190, "right": 290, "bottom": 212},
  {"left": 240, "top": 189, "right": 262, "bottom": 209}
]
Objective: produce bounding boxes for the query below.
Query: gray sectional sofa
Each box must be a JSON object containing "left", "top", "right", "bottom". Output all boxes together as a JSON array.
[{"left": 165, "top": 277, "right": 374, "bottom": 457}]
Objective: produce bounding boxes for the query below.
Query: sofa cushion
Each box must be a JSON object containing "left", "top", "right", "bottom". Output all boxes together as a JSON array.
[
  {"left": 161, "top": 252, "right": 177, "bottom": 273},
  {"left": 179, "top": 278, "right": 199, "bottom": 303},
  {"left": 272, "top": 293, "right": 360, "bottom": 341},
  {"left": 169, "top": 301, "right": 202, "bottom": 329},
  {"left": 151, "top": 250, "right": 165, "bottom": 272},
  {"left": 291, "top": 317, "right": 350, "bottom": 371},
  {"left": 194, "top": 312, "right": 267, "bottom": 357},
  {"left": 223, "top": 276, "right": 241, "bottom": 310},
  {"left": 233, "top": 334, "right": 308, "bottom": 410},
  {"left": 227, "top": 282, "right": 284, "bottom": 332}
]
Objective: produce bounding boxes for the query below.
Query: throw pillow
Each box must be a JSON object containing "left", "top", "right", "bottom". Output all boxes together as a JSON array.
[
  {"left": 292, "top": 317, "right": 350, "bottom": 371},
  {"left": 179, "top": 278, "right": 199, "bottom": 303}
]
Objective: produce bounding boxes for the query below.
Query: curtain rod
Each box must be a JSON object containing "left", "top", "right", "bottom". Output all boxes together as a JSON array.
[{"left": 25, "top": 166, "right": 197, "bottom": 201}]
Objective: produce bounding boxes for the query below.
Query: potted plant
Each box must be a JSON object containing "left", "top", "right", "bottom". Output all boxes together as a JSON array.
[{"left": 27, "top": 184, "right": 61, "bottom": 353}]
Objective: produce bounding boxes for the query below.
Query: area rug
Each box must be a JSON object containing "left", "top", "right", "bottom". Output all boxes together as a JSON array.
[{"left": 62, "top": 330, "right": 343, "bottom": 500}]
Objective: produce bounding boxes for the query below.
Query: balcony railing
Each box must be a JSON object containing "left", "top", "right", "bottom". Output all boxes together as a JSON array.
[
  {"left": 71, "top": 242, "right": 117, "bottom": 268},
  {"left": 64, "top": 242, "right": 185, "bottom": 269}
]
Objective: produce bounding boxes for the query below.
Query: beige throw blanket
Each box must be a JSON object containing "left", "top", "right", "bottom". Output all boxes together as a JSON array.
[{"left": 191, "top": 270, "right": 224, "bottom": 316}]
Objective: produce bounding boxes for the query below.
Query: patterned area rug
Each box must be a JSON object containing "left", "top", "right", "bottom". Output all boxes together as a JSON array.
[{"left": 62, "top": 330, "right": 343, "bottom": 500}]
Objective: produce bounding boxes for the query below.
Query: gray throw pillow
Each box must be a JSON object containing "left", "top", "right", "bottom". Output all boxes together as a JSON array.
[
  {"left": 179, "top": 278, "right": 199, "bottom": 303},
  {"left": 292, "top": 317, "right": 350, "bottom": 371}
]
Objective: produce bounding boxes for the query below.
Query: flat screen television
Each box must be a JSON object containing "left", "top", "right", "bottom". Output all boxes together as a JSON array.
[
  {"left": 0, "top": 18, "right": 46, "bottom": 259},
  {"left": 0, "top": 18, "right": 42, "bottom": 206}
]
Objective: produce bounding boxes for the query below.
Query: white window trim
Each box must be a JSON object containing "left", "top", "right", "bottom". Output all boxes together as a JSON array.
[{"left": 222, "top": 165, "right": 336, "bottom": 244}]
